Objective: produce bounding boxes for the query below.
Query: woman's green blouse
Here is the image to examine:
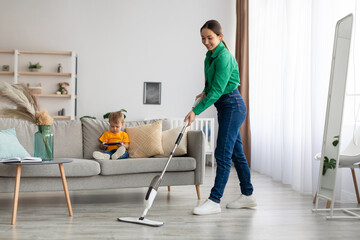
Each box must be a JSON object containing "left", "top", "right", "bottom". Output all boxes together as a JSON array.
[{"left": 193, "top": 42, "right": 240, "bottom": 115}]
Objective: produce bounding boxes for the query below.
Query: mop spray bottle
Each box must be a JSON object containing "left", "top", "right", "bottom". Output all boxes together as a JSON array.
[{"left": 139, "top": 175, "right": 162, "bottom": 220}]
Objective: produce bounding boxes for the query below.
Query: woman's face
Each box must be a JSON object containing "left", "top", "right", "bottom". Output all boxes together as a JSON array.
[{"left": 201, "top": 28, "right": 222, "bottom": 52}]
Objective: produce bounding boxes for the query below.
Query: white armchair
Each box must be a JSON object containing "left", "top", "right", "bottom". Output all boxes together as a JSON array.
[{"left": 313, "top": 136, "right": 360, "bottom": 206}]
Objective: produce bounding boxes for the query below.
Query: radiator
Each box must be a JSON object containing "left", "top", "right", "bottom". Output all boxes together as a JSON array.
[{"left": 171, "top": 118, "right": 215, "bottom": 167}]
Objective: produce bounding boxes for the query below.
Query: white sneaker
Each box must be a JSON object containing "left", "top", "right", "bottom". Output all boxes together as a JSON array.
[
  {"left": 226, "top": 194, "right": 257, "bottom": 209},
  {"left": 192, "top": 199, "right": 221, "bottom": 215},
  {"left": 93, "top": 151, "right": 110, "bottom": 160},
  {"left": 111, "top": 146, "right": 126, "bottom": 160}
]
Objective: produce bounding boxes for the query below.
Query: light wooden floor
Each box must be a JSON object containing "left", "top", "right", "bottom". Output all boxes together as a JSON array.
[{"left": 1, "top": 166, "right": 360, "bottom": 240}]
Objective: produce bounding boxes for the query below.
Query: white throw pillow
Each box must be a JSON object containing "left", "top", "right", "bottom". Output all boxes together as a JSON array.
[{"left": 155, "top": 126, "right": 188, "bottom": 157}]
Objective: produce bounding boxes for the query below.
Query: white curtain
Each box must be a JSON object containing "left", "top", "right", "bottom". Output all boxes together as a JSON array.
[
  {"left": 249, "top": 0, "right": 313, "bottom": 193},
  {"left": 249, "top": 0, "right": 315, "bottom": 194},
  {"left": 249, "top": 0, "right": 360, "bottom": 199}
]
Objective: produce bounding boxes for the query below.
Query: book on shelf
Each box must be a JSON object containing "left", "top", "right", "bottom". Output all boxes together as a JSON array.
[{"left": 0, "top": 156, "right": 42, "bottom": 163}]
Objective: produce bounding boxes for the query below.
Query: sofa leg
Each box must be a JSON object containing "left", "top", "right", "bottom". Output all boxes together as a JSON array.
[
  {"left": 313, "top": 192, "right": 317, "bottom": 204},
  {"left": 314, "top": 192, "right": 331, "bottom": 208},
  {"left": 195, "top": 185, "right": 201, "bottom": 200},
  {"left": 168, "top": 186, "right": 171, "bottom": 192},
  {"left": 351, "top": 167, "right": 360, "bottom": 203}
]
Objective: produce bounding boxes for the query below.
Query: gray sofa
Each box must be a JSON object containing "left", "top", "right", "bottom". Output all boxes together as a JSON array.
[{"left": 0, "top": 118, "right": 205, "bottom": 199}]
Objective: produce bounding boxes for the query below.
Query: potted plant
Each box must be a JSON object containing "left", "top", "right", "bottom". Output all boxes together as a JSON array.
[{"left": 28, "top": 62, "right": 42, "bottom": 72}]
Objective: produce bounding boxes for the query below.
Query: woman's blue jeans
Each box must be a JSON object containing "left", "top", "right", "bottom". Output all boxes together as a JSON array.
[{"left": 209, "top": 89, "right": 254, "bottom": 203}]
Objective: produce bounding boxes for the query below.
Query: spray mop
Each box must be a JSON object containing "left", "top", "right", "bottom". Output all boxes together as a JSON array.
[{"left": 117, "top": 98, "right": 202, "bottom": 227}]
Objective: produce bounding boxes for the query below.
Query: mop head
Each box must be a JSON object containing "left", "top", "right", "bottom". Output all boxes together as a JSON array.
[{"left": 117, "top": 217, "right": 164, "bottom": 227}]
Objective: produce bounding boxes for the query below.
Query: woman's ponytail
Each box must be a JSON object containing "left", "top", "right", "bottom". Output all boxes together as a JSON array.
[{"left": 222, "top": 40, "right": 230, "bottom": 51}]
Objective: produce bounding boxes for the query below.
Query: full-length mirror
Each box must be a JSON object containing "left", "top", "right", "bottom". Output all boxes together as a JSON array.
[{"left": 317, "top": 14, "right": 353, "bottom": 206}]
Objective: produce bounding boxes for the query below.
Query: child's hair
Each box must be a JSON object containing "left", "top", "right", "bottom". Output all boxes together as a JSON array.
[
  {"left": 109, "top": 112, "right": 124, "bottom": 124},
  {"left": 200, "top": 19, "right": 230, "bottom": 51}
]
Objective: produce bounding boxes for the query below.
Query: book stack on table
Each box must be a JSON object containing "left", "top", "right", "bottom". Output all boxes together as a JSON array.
[{"left": 0, "top": 157, "right": 42, "bottom": 163}]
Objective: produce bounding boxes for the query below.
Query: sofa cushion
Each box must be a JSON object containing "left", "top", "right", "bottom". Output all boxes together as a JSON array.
[
  {"left": 97, "top": 157, "right": 196, "bottom": 175},
  {"left": 126, "top": 120, "right": 164, "bottom": 158},
  {"left": 81, "top": 118, "right": 172, "bottom": 159},
  {"left": 81, "top": 118, "right": 110, "bottom": 159},
  {"left": 0, "top": 118, "right": 83, "bottom": 158},
  {"left": 0, "top": 159, "right": 100, "bottom": 177},
  {"left": 52, "top": 120, "right": 83, "bottom": 158},
  {"left": 0, "top": 128, "right": 31, "bottom": 159}
]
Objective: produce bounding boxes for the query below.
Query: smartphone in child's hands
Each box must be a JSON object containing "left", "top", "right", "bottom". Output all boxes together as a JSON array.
[{"left": 103, "top": 142, "right": 122, "bottom": 146}]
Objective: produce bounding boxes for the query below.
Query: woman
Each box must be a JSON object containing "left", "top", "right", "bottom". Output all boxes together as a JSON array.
[{"left": 184, "top": 20, "right": 256, "bottom": 215}]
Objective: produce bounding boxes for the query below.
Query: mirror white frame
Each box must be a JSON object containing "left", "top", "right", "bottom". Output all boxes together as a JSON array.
[{"left": 312, "top": 14, "right": 360, "bottom": 219}]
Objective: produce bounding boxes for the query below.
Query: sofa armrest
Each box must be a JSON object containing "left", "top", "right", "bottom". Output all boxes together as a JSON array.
[{"left": 187, "top": 130, "right": 206, "bottom": 185}]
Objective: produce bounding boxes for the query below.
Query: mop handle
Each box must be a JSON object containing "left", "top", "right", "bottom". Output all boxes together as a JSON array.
[
  {"left": 158, "top": 97, "right": 200, "bottom": 180},
  {"left": 159, "top": 122, "right": 188, "bottom": 179}
]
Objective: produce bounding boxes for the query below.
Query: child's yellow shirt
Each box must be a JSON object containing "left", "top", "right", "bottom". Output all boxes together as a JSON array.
[{"left": 99, "top": 131, "right": 130, "bottom": 151}]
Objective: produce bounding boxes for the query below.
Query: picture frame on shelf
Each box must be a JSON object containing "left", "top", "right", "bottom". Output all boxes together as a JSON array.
[
  {"left": 2, "top": 65, "right": 9, "bottom": 71},
  {"left": 143, "top": 82, "right": 161, "bottom": 105}
]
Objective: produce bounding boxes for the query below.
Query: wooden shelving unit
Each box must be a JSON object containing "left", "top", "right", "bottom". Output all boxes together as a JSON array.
[
  {"left": 18, "top": 50, "right": 72, "bottom": 56},
  {"left": 18, "top": 72, "right": 72, "bottom": 77},
  {"left": 0, "top": 50, "right": 15, "bottom": 54},
  {"left": 0, "top": 49, "right": 78, "bottom": 120},
  {"left": 0, "top": 71, "right": 14, "bottom": 75},
  {"left": 53, "top": 116, "right": 71, "bottom": 120},
  {"left": 0, "top": 114, "right": 71, "bottom": 120},
  {"left": 35, "top": 94, "right": 71, "bottom": 98}
]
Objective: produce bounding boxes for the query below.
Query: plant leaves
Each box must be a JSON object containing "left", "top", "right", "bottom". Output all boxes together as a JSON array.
[{"left": 80, "top": 116, "right": 96, "bottom": 120}]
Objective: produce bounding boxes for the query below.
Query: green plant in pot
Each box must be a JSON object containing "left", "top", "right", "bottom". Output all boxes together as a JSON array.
[{"left": 28, "top": 62, "right": 42, "bottom": 72}]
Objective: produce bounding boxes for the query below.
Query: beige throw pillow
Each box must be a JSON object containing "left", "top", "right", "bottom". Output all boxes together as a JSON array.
[
  {"left": 126, "top": 120, "right": 164, "bottom": 158},
  {"left": 155, "top": 126, "right": 188, "bottom": 157}
]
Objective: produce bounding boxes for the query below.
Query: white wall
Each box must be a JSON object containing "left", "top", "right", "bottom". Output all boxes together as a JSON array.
[{"left": 0, "top": 0, "right": 236, "bottom": 121}]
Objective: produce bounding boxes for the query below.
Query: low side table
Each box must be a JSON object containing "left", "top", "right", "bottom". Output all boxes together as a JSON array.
[{"left": 4, "top": 158, "right": 73, "bottom": 225}]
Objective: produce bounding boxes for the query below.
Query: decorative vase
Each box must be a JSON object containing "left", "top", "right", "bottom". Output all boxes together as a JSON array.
[
  {"left": 30, "top": 68, "right": 40, "bottom": 72},
  {"left": 34, "top": 125, "right": 54, "bottom": 161}
]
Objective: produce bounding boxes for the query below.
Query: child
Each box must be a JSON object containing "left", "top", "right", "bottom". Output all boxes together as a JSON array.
[{"left": 92, "top": 112, "right": 130, "bottom": 160}]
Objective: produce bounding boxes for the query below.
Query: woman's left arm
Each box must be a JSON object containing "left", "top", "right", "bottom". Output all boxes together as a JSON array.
[{"left": 193, "top": 54, "right": 233, "bottom": 115}]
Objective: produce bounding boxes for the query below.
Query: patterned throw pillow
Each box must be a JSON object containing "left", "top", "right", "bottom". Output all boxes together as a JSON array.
[
  {"left": 154, "top": 126, "right": 188, "bottom": 157},
  {"left": 126, "top": 120, "right": 164, "bottom": 158}
]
